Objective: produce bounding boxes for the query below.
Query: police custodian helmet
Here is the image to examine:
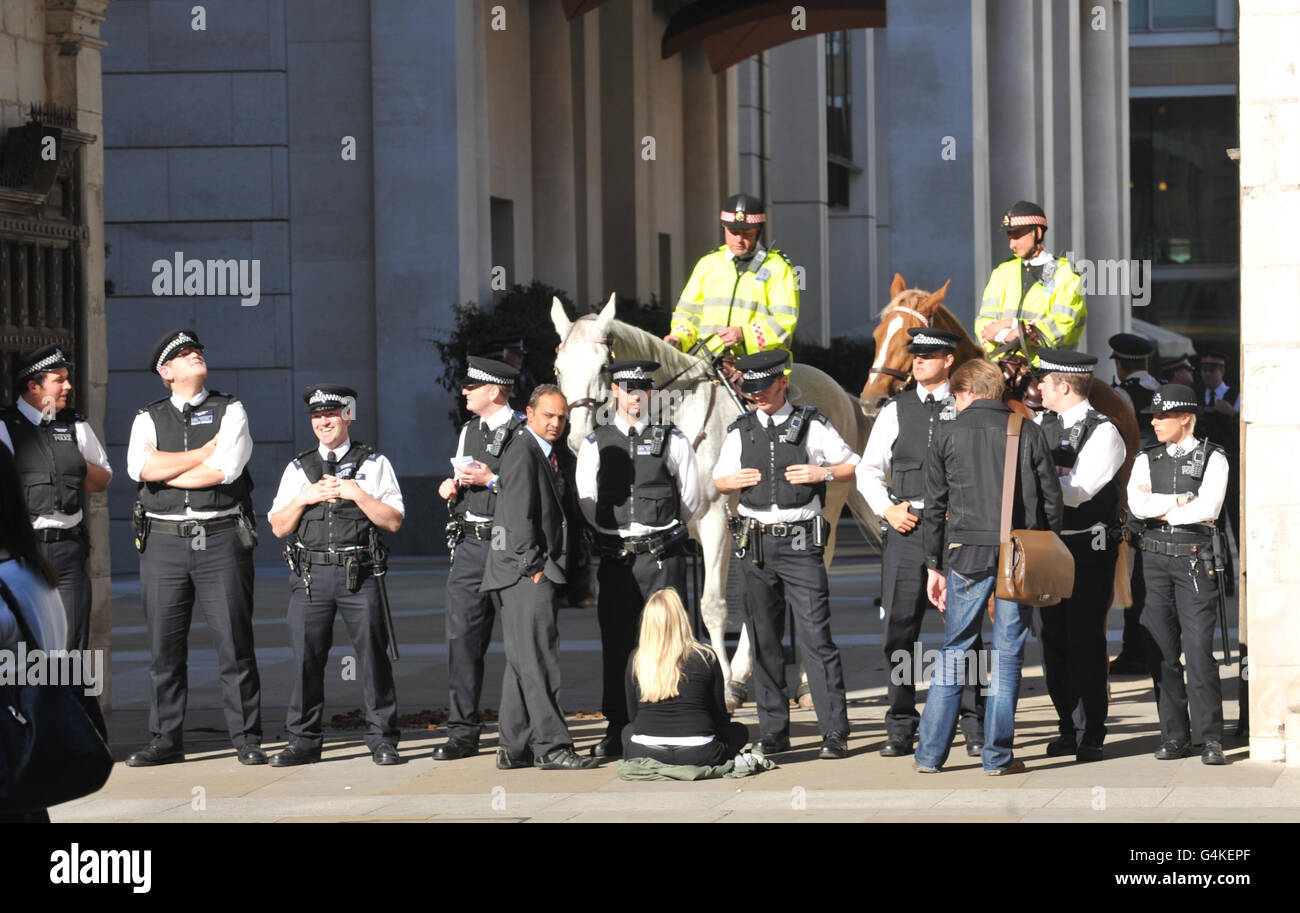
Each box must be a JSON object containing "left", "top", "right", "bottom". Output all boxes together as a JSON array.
[{"left": 720, "top": 193, "right": 766, "bottom": 229}]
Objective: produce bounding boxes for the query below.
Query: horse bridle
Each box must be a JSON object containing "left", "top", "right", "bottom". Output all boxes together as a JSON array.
[{"left": 867, "top": 303, "right": 931, "bottom": 382}]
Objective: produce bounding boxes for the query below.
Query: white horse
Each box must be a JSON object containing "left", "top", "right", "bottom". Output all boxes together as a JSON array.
[{"left": 551, "top": 295, "right": 880, "bottom": 704}]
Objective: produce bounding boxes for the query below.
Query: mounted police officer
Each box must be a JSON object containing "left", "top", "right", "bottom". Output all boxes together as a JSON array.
[
  {"left": 664, "top": 193, "right": 799, "bottom": 361},
  {"left": 712, "top": 349, "right": 856, "bottom": 760},
  {"left": 125, "top": 329, "right": 264, "bottom": 767},
  {"left": 857, "top": 328, "right": 985, "bottom": 758},
  {"left": 1127, "top": 384, "right": 1230, "bottom": 765},
  {"left": 2, "top": 344, "right": 112, "bottom": 651},
  {"left": 976, "top": 201, "right": 1086, "bottom": 367},
  {"left": 266, "top": 385, "right": 405, "bottom": 767},
  {"left": 1107, "top": 332, "right": 1159, "bottom": 676},
  {"left": 432, "top": 356, "right": 524, "bottom": 761},
  {"left": 1033, "top": 351, "right": 1127, "bottom": 762},
  {"left": 575, "top": 359, "right": 702, "bottom": 759}
]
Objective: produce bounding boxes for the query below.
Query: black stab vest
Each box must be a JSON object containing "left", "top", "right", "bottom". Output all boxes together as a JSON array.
[
  {"left": 1144, "top": 439, "right": 1224, "bottom": 541},
  {"left": 294, "top": 442, "right": 375, "bottom": 550},
  {"left": 136, "top": 392, "right": 253, "bottom": 514},
  {"left": 733, "top": 405, "right": 826, "bottom": 511},
  {"left": 3, "top": 406, "right": 86, "bottom": 517},
  {"left": 589, "top": 422, "right": 679, "bottom": 530},
  {"left": 1039, "top": 408, "right": 1121, "bottom": 529},
  {"left": 1196, "top": 385, "right": 1239, "bottom": 456},
  {"left": 887, "top": 389, "right": 953, "bottom": 502},
  {"left": 455, "top": 410, "right": 525, "bottom": 519},
  {"left": 1117, "top": 376, "right": 1158, "bottom": 449}
]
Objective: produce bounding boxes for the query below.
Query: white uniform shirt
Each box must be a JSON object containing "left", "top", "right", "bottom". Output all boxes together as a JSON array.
[
  {"left": 1127, "top": 437, "right": 1228, "bottom": 527},
  {"left": 1034, "top": 399, "right": 1127, "bottom": 534},
  {"left": 268, "top": 437, "right": 405, "bottom": 523},
  {"left": 856, "top": 381, "right": 949, "bottom": 516},
  {"left": 576, "top": 414, "right": 702, "bottom": 536},
  {"left": 713, "top": 401, "right": 859, "bottom": 523},
  {"left": 454, "top": 403, "right": 517, "bottom": 522},
  {"left": 1203, "top": 380, "right": 1241, "bottom": 413},
  {"left": 126, "top": 388, "right": 254, "bottom": 519},
  {"left": 12, "top": 397, "right": 113, "bottom": 529}
]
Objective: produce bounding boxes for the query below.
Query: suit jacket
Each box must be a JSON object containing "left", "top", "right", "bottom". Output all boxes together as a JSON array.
[
  {"left": 922, "top": 398, "right": 1063, "bottom": 569},
  {"left": 481, "top": 427, "right": 570, "bottom": 592}
]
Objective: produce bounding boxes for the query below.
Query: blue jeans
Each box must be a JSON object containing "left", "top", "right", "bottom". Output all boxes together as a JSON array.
[{"left": 916, "top": 568, "right": 1029, "bottom": 771}]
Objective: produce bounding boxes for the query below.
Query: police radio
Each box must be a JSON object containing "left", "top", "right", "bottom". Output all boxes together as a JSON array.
[
  {"left": 485, "top": 424, "right": 511, "bottom": 457},
  {"left": 779, "top": 406, "right": 816, "bottom": 445},
  {"left": 649, "top": 425, "right": 667, "bottom": 457}
]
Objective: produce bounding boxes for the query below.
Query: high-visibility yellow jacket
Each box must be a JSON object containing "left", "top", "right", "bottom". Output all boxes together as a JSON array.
[
  {"left": 976, "top": 255, "right": 1086, "bottom": 366},
  {"left": 669, "top": 245, "right": 799, "bottom": 357}
]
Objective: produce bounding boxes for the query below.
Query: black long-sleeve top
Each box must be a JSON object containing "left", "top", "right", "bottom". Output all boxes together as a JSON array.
[
  {"left": 625, "top": 649, "right": 731, "bottom": 738},
  {"left": 922, "top": 398, "right": 1063, "bottom": 571}
]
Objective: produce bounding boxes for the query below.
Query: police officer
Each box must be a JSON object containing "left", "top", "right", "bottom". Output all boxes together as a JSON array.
[
  {"left": 125, "top": 330, "right": 263, "bottom": 766},
  {"left": 575, "top": 359, "right": 702, "bottom": 758},
  {"left": 976, "top": 201, "right": 1086, "bottom": 367},
  {"left": 1033, "top": 351, "right": 1127, "bottom": 762},
  {"left": 266, "top": 385, "right": 404, "bottom": 766},
  {"left": 433, "top": 356, "right": 523, "bottom": 761},
  {"left": 2, "top": 345, "right": 112, "bottom": 651},
  {"left": 712, "top": 349, "right": 856, "bottom": 759},
  {"left": 664, "top": 193, "right": 799, "bottom": 360},
  {"left": 1108, "top": 332, "right": 1159, "bottom": 676},
  {"left": 857, "top": 328, "right": 985, "bottom": 758},
  {"left": 1127, "top": 384, "right": 1230, "bottom": 765},
  {"left": 1160, "top": 354, "right": 1195, "bottom": 387}
]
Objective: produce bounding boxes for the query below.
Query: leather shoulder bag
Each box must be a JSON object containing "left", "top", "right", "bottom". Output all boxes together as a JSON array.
[{"left": 995, "top": 414, "right": 1075, "bottom": 607}]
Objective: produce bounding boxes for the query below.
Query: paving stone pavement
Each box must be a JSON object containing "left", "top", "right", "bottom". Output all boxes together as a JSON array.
[{"left": 54, "top": 547, "right": 1293, "bottom": 824}]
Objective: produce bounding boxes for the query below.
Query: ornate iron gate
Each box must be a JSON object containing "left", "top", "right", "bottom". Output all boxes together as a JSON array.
[{"left": 0, "top": 103, "right": 89, "bottom": 406}]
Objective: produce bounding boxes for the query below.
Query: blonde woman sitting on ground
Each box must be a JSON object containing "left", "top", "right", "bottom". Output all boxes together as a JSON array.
[{"left": 623, "top": 588, "right": 751, "bottom": 766}]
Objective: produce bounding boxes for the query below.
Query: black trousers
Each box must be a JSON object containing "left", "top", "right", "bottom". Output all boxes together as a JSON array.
[
  {"left": 597, "top": 542, "right": 688, "bottom": 731},
  {"left": 881, "top": 522, "right": 984, "bottom": 740},
  {"left": 1140, "top": 548, "right": 1224, "bottom": 744},
  {"left": 738, "top": 532, "right": 849, "bottom": 739},
  {"left": 621, "top": 721, "right": 751, "bottom": 766},
  {"left": 139, "top": 526, "right": 261, "bottom": 750},
  {"left": 1040, "top": 533, "right": 1117, "bottom": 746},
  {"left": 444, "top": 536, "right": 501, "bottom": 741},
  {"left": 37, "top": 534, "right": 91, "bottom": 652},
  {"left": 285, "top": 563, "right": 398, "bottom": 752},
  {"left": 496, "top": 575, "right": 573, "bottom": 758}
]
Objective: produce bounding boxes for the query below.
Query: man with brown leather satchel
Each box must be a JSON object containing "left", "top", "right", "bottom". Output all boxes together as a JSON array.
[{"left": 914, "top": 358, "right": 1063, "bottom": 775}]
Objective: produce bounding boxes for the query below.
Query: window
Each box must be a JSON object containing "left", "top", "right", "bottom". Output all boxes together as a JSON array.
[
  {"left": 1130, "top": 96, "right": 1238, "bottom": 266},
  {"left": 825, "top": 30, "right": 851, "bottom": 209},
  {"left": 1130, "top": 0, "right": 1217, "bottom": 31}
]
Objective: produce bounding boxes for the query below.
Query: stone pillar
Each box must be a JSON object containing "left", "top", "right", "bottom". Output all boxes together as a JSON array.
[
  {"left": 681, "top": 45, "right": 723, "bottom": 273},
  {"left": 44, "top": 0, "right": 114, "bottom": 707},
  {"left": 768, "top": 34, "right": 830, "bottom": 347},
  {"left": 1078, "top": 0, "right": 1127, "bottom": 354},
  {"left": 530, "top": 1, "right": 578, "bottom": 298},
  {"left": 456, "top": 0, "right": 491, "bottom": 308},
  {"left": 1239, "top": 0, "right": 1300, "bottom": 763}
]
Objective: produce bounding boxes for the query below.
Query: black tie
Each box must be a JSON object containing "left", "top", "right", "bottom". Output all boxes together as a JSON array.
[
  {"left": 182, "top": 403, "right": 193, "bottom": 426},
  {"left": 924, "top": 393, "right": 936, "bottom": 409},
  {"left": 324, "top": 450, "right": 338, "bottom": 477}
]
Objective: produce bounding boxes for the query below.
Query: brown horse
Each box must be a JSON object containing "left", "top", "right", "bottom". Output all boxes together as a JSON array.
[{"left": 860, "top": 272, "right": 1141, "bottom": 609}]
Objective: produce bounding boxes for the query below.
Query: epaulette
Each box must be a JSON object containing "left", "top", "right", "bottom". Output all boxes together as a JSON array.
[
  {"left": 139, "top": 395, "right": 170, "bottom": 414},
  {"left": 727, "top": 412, "right": 755, "bottom": 434},
  {"left": 769, "top": 248, "right": 795, "bottom": 267}
]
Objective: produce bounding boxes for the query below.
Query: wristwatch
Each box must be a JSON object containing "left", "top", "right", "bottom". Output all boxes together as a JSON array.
[{"left": 824, "top": 467, "right": 834, "bottom": 483}]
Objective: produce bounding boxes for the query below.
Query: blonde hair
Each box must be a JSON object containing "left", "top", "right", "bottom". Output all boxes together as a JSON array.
[
  {"left": 632, "top": 588, "right": 713, "bottom": 703},
  {"left": 950, "top": 358, "right": 1006, "bottom": 400}
]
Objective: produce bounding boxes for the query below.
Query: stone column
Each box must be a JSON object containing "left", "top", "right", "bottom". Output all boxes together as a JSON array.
[
  {"left": 530, "top": 1, "right": 578, "bottom": 298},
  {"left": 768, "top": 34, "right": 830, "bottom": 347},
  {"left": 44, "top": 0, "right": 114, "bottom": 707},
  {"left": 1238, "top": 0, "right": 1300, "bottom": 763},
  {"left": 1078, "top": 0, "right": 1126, "bottom": 354}
]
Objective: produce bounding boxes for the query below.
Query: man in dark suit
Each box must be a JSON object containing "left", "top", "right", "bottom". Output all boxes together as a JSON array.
[{"left": 482, "top": 384, "right": 597, "bottom": 770}]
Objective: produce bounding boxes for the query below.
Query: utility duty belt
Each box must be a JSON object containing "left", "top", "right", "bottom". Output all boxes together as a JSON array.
[
  {"left": 596, "top": 524, "right": 688, "bottom": 561},
  {"left": 148, "top": 516, "right": 241, "bottom": 537},
  {"left": 1140, "top": 536, "right": 1212, "bottom": 558},
  {"left": 728, "top": 514, "right": 827, "bottom": 564},
  {"left": 1144, "top": 519, "right": 1216, "bottom": 534},
  {"left": 134, "top": 508, "right": 258, "bottom": 552},
  {"left": 445, "top": 516, "right": 494, "bottom": 550},
  {"left": 293, "top": 546, "right": 370, "bottom": 567},
  {"left": 34, "top": 525, "right": 85, "bottom": 543},
  {"left": 750, "top": 517, "right": 825, "bottom": 539},
  {"left": 284, "top": 541, "right": 381, "bottom": 595}
]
